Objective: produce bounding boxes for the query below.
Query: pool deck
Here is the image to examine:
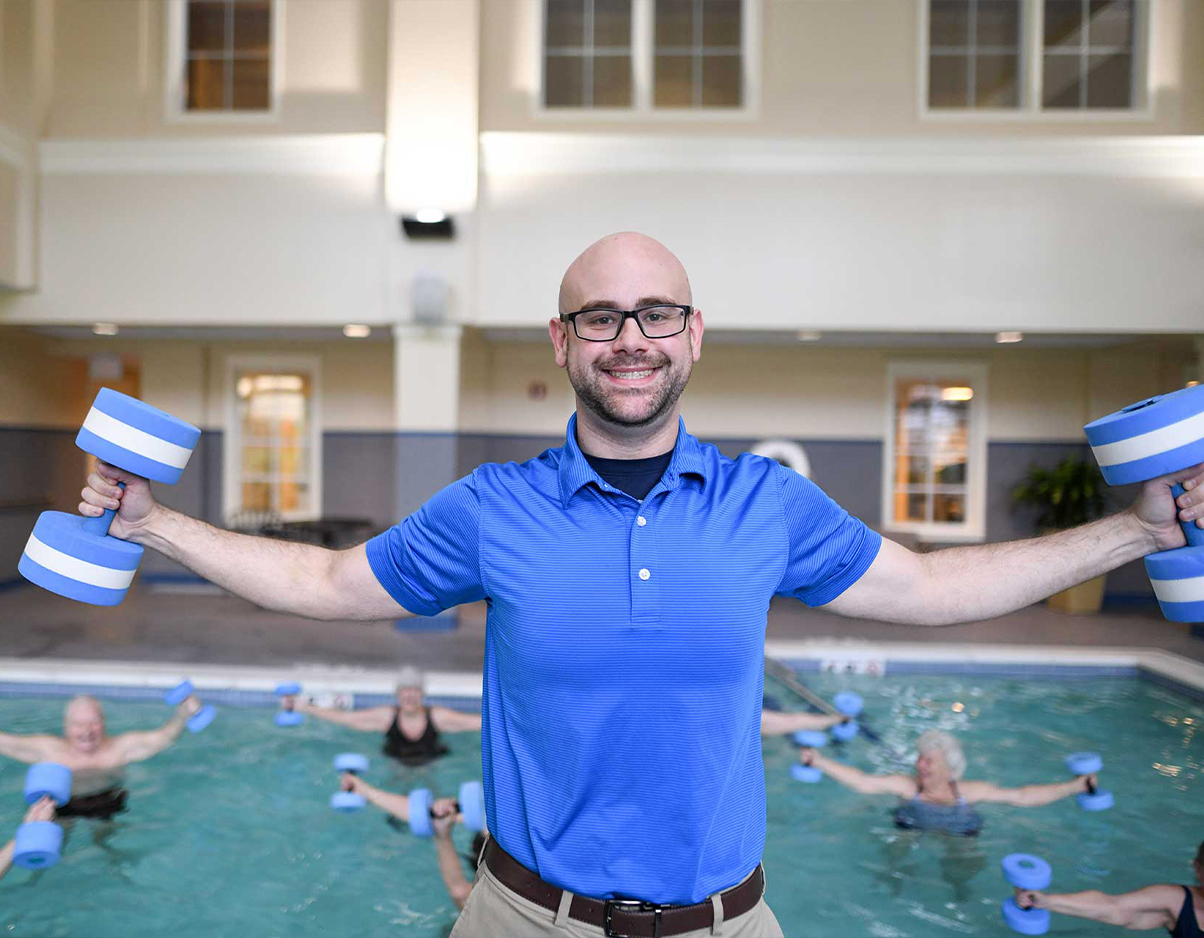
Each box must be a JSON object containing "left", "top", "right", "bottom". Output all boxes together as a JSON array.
[{"left": 1, "top": 580, "right": 1200, "bottom": 684}]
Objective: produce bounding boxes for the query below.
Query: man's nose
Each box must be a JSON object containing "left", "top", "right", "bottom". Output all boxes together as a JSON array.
[{"left": 610, "top": 315, "right": 650, "bottom": 355}]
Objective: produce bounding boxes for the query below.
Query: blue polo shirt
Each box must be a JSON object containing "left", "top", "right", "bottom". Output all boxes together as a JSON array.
[{"left": 367, "top": 414, "right": 880, "bottom": 904}]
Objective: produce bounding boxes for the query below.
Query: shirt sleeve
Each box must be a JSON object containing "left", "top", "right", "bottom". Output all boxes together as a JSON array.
[
  {"left": 365, "top": 473, "right": 486, "bottom": 617},
  {"left": 774, "top": 463, "right": 882, "bottom": 607}
]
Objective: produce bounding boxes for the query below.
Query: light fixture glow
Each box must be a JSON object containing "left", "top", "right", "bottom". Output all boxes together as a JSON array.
[
  {"left": 796, "top": 330, "right": 822, "bottom": 342},
  {"left": 343, "top": 324, "right": 372, "bottom": 338},
  {"left": 91, "top": 322, "right": 119, "bottom": 336},
  {"left": 1187, "top": 380, "right": 1200, "bottom": 389},
  {"left": 415, "top": 208, "right": 447, "bottom": 224},
  {"left": 941, "top": 386, "right": 974, "bottom": 402},
  {"left": 995, "top": 331, "right": 1023, "bottom": 344}
]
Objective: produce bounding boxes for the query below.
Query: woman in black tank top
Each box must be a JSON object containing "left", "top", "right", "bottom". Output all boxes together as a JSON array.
[
  {"left": 1012, "top": 839, "right": 1204, "bottom": 936},
  {"left": 383, "top": 706, "right": 450, "bottom": 766}
]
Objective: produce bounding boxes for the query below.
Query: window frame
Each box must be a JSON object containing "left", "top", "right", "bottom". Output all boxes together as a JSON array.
[
  {"left": 535, "top": 0, "right": 762, "bottom": 121},
  {"left": 917, "top": 0, "right": 1152, "bottom": 122},
  {"left": 880, "top": 361, "right": 989, "bottom": 543},
  {"left": 165, "top": 0, "right": 285, "bottom": 124},
  {"left": 223, "top": 354, "right": 323, "bottom": 523}
]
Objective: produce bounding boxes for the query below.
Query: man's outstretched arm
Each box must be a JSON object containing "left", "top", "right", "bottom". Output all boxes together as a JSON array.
[
  {"left": 82, "top": 461, "right": 411, "bottom": 621},
  {"left": 825, "top": 465, "right": 1202, "bottom": 627}
]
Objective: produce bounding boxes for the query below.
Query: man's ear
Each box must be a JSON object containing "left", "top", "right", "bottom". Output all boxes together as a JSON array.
[{"left": 549, "top": 318, "right": 570, "bottom": 369}]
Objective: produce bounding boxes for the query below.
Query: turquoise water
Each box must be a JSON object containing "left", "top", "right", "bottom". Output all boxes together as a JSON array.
[{"left": 0, "top": 675, "right": 1200, "bottom": 937}]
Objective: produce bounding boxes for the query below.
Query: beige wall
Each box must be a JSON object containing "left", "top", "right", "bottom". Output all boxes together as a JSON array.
[
  {"left": 457, "top": 335, "right": 1192, "bottom": 441},
  {"left": 47, "top": 0, "right": 387, "bottom": 138},
  {"left": 480, "top": 0, "right": 1204, "bottom": 137},
  {"left": 0, "top": 0, "right": 36, "bottom": 135}
]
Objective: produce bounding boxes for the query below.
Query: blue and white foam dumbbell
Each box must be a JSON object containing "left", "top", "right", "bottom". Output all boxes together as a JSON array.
[
  {"left": 165, "top": 681, "right": 217, "bottom": 733},
  {"left": 1001, "top": 854, "right": 1053, "bottom": 935},
  {"left": 407, "top": 781, "right": 486, "bottom": 837},
  {"left": 13, "top": 763, "right": 72, "bottom": 871},
  {"left": 18, "top": 388, "right": 201, "bottom": 606},
  {"left": 1085, "top": 385, "right": 1204, "bottom": 622},
  {"left": 331, "top": 753, "right": 370, "bottom": 812},
  {"left": 275, "top": 682, "right": 305, "bottom": 727},
  {"left": 790, "top": 731, "right": 826, "bottom": 783},
  {"left": 1064, "top": 751, "right": 1113, "bottom": 811}
]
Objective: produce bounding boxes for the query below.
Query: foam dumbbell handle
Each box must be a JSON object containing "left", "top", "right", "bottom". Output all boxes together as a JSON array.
[
  {"left": 13, "top": 821, "right": 64, "bottom": 870},
  {"left": 165, "top": 681, "right": 194, "bottom": 706},
  {"left": 24, "top": 763, "right": 73, "bottom": 807},
  {"left": 187, "top": 705, "right": 216, "bottom": 733},
  {"left": 408, "top": 788, "right": 434, "bottom": 837},
  {"left": 1002, "top": 854, "right": 1052, "bottom": 891},
  {"left": 1001, "top": 898, "right": 1050, "bottom": 936},
  {"left": 1172, "top": 484, "right": 1204, "bottom": 548},
  {"left": 334, "top": 753, "right": 369, "bottom": 774},
  {"left": 793, "top": 730, "right": 828, "bottom": 748},
  {"left": 790, "top": 763, "right": 823, "bottom": 783}
]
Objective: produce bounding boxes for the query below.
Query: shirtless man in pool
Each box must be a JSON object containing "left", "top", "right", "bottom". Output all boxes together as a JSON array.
[{"left": 0, "top": 694, "right": 203, "bottom": 819}]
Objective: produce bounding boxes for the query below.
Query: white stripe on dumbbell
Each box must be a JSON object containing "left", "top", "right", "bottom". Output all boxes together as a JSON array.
[
  {"left": 1091, "top": 409, "right": 1204, "bottom": 468},
  {"left": 22, "top": 534, "right": 137, "bottom": 590},
  {"left": 82, "top": 407, "right": 193, "bottom": 470},
  {"left": 1150, "top": 575, "right": 1204, "bottom": 604}
]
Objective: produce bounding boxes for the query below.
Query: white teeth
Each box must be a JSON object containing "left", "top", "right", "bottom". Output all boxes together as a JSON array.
[{"left": 609, "top": 369, "right": 654, "bottom": 379}]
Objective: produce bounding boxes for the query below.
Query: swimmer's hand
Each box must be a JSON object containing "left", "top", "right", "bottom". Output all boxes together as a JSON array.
[
  {"left": 176, "top": 696, "right": 201, "bottom": 718},
  {"left": 1014, "top": 888, "right": 1043, "bottom": 911},
  {"left": 23, "top": 796, "right": 55, "bottom": 825},
  {"left": 798, "top": 747, "right": 816, "bottom": 767},
  {"left": 340, "top": 772, "right": 363, "bottom": 794},
  {"left": 431, "top": 797, "right": 458, "bottom": 838},
  {"left": 1077, "top": 772, "right": 1099, "bottom": 793},
  {"left": 279, "top": 694, "right": 308, "bottom": 713}
]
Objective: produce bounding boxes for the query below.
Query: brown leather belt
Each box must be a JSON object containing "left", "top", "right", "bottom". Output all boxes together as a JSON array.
[{"left": 481, "top": 837, "right": 764, "bottom": 938}]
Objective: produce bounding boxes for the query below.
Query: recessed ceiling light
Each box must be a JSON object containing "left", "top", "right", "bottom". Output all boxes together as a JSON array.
[
  {"left": 415, "top": 208, "right": 447, "bottom": 224},
  {"left": 91, "top": 323, "right": 119, "bottom": 336},
  {"left": 796, "top": 330, "right": 822, "bottom": 342},
  {"left": 995, "top": 331, "right": 1023, "bottom": 344},
  {"left": 343, "top": 324, "right": 371, "bottom": 338}
]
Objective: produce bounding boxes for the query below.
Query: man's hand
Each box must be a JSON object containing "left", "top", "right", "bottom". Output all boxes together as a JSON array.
[
  {"left": 1014, "top": 888, "right": 1043, "bottom": 911},
  {"left": 1131, "top": 462, "right": 1204, "bottom": 552},
  {"left": 79, "top": 460, "right": 160, "bottom": 542},
  {"left": 431, "top": 797, "right": 458, "bottom": 838},
  {"left": 23, "top": 796, "right": 55, "bottom": 825}
]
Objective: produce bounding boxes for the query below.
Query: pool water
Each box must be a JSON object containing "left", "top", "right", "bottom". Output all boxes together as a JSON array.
[{"left": 0, "top": 674, "right": 1199, "bottom": 937}]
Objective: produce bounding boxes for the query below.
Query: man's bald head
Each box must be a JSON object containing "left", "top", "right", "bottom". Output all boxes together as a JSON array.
[
  {"left": 558, "top": 232, "right": 692, "bottom": 315},
  {"left": 64, "top": 695, "right": 103, "bottom": 725}
]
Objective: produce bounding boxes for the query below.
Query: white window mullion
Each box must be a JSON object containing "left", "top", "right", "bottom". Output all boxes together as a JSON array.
[
  {"left": 1025, "top": 0, "right": 1042, "bottom": 110},
  {"left": 632, "top": 0, "right": 653, "bottom": 109}
]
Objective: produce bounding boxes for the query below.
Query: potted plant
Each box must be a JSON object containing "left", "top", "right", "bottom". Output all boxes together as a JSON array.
[{"left": 1011, "top": 457, "right": 1109, "bottom": 614}]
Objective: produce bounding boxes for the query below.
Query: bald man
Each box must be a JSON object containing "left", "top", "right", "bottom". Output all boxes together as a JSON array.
[
  {"left": 79, "top": 232, "right": 1202, "bottom": 936},
  {"left": 0, "top": 694, "right": 202, "bottom": 819}
]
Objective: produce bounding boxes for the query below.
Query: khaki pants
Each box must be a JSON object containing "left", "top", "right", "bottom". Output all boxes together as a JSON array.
[{"left": 449, "top": 858, "right": 785, "bottom": 938}]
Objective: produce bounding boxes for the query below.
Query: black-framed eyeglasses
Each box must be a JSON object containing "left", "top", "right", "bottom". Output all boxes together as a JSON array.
[{"left": 559, "top": 305, "right": 692, "bottom": 342}]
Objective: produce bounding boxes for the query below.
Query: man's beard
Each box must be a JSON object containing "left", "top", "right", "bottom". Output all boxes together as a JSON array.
[{"left": 567, "top": 352, "right": 692, "bottom": 429}]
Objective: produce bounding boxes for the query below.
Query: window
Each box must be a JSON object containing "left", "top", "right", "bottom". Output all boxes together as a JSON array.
[
  {"left": 541, "top": 0, "right": 756, "bottom": 113},
  {"left": 166, "top": 0, "right": 280, "bottom": 118},
  {"left": 922, "top": 0, "right": 1147, "bottom": 115},
  {"left": 882, "top": 363, "right": 987, "bottom": 541},
  {"left": 545, "top": 0, "right": 634, "bottom": 107},
  {"left": 654, "top": 0, "right": 743, "bottom": 108},
  {"left": 1042, "top": 0, "right": 1136, "bottom": 108},
  {"left": 927, "top": 0, "right": 1023, "bottom": 109},
  {"left": 225, "top": 360, "right": 321, "bottom": 521}
]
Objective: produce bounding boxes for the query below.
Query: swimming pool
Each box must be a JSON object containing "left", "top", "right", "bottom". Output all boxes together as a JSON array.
[{"left": 0, "top": 670, "right": 1199, "bottom": 937}]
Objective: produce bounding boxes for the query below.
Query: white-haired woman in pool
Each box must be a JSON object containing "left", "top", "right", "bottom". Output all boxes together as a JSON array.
[{"left": 798, "top": 729, "right": 1098, "bottom": 836}]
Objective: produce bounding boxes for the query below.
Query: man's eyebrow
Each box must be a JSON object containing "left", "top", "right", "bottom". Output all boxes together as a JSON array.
[{"left": 574, "top": 296, "right": 682, "bottom": 311}]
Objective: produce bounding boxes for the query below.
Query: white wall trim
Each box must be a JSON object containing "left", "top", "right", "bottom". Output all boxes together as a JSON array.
[
  {"left": 480, "top": 131, "right": 1204, "bottom": 177},
  {"left": 0, "top": 121, "right": 35, "bottom": 170},
  {"left": 0, "top": 120, "right": 38, "bottom": 289},
  {"left": 223, "top": 354, "right": 323, "bottom": 523},
  {"left": 39, "top": 134, "right": 385, "bottom": 175}
]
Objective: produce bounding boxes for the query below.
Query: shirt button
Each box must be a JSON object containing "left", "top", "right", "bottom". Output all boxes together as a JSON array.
[
  {"left": 638, "top": 568, "right": 651, "bottom": 581},
  {"left": 637, "top": 516, "right": 647, "bottom": 527}
]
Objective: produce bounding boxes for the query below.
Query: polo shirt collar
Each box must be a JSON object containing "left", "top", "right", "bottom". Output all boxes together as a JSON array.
[{"left": 558, "top": 412, "right": 708, "bottom": 507}]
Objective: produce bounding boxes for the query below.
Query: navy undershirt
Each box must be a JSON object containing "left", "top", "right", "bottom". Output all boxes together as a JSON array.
[{"left": 582, "top": 448, "right": 675, "bottom": 501}]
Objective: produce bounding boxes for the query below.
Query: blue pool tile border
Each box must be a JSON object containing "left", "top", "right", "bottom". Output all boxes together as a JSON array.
[
  {"left": 1138, "top": 667, "right": 1204, "bottom": 702},
  {"left": 773, "top": 658, "right": 1141, "bottom": 680}
]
